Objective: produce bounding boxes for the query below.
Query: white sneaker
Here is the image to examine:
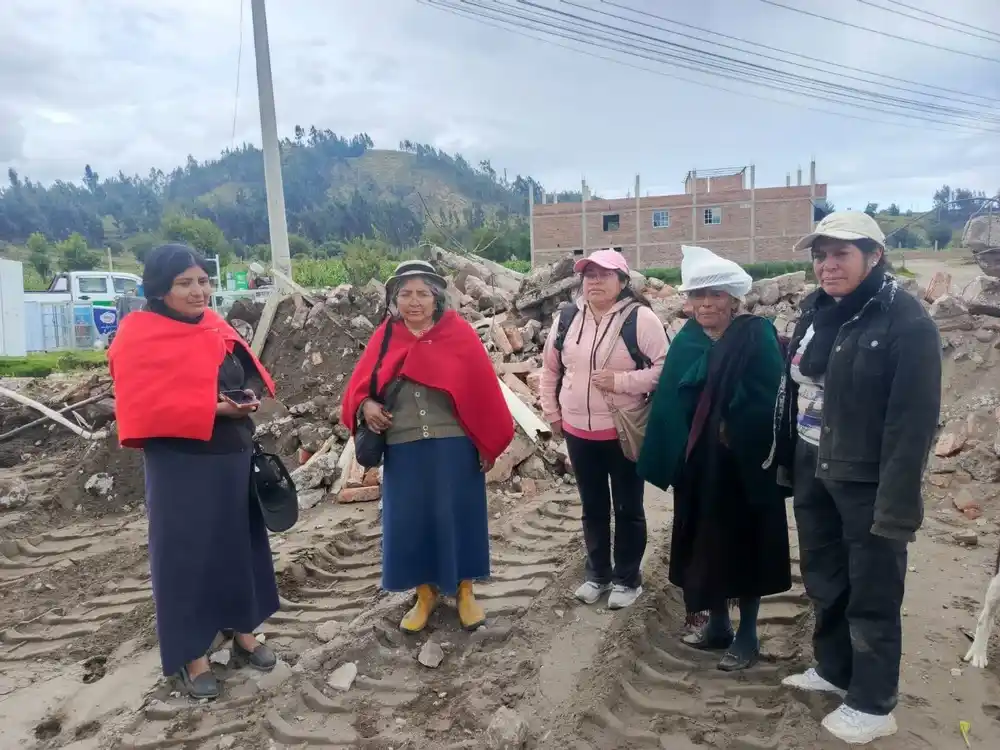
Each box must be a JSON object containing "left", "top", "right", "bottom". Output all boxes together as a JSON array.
[
  {"left": 782, "top": 668, "right": 847, "bottom": 697},
  {"left": 608, "top": 584, "right": 642, "bottom": 610},
  {"left": 822, "top": 705, "right": 898, "bottom": 744},
  {"left": 574, "top": 581, "right": 612, "bottom": 604}
]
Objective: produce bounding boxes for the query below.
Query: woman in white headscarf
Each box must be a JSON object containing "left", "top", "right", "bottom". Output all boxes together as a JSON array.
[{"left": 638, "top": 246, "right": 790, "bottom": 672}]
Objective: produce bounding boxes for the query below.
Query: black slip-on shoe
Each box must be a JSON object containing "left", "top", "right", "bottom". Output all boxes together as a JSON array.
[
  {"left": 681, "top": 625, "right": 735, "bottom": 651},
  {"left": 232, "top": 636, "right": 277, "bottom": 672},
  {"left": 177, "top": 665, "right": 220, "bottom": 700}
]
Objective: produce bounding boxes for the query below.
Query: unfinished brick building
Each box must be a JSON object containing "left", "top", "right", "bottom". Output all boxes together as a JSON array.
[{"left": 529, "top": 163, "right": 828, "bottom": 270}]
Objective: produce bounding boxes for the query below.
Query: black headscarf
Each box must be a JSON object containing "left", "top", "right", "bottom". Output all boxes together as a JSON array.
[
  {"left": 142, "top": 243, "right": 213, "bottom": 324},
  {"left": 797, "top": 266, "right": 885, "bottom": 378}
]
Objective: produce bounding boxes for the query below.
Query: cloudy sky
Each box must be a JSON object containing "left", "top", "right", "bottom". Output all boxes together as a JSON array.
[{"left": 2, "top": 0, "right": 998, "bottom": 212}]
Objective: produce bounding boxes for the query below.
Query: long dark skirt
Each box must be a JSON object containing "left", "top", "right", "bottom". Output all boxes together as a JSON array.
[
  {"left": 144, "top": 446, "right": 280, "bottom": 676},
  {"left": 381, "top": 436, "right": 490, "bottom": 595},
  {"left": 669, "top": 441, "right": 791, "bottom": 613}
]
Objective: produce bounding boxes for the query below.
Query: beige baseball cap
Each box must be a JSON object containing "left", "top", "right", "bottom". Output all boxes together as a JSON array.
[{"left": 793, "top": 210, "right": 886, "bottom": 252}]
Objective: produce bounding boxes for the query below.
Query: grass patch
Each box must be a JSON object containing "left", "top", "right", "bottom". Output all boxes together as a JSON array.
[
  {"left": 0, "top": 350, "right": 108, "bottom": 378},
  {"left": 502, "top": 259, "right": 531, "bottom": 274}
]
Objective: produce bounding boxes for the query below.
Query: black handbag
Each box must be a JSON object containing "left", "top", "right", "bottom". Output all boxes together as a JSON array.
[
  {"left": 250, "top": 442, "right": 299, "bottom": 533},
  {"left": 354, "top": 323, "right": 404, "bottom": 469}
]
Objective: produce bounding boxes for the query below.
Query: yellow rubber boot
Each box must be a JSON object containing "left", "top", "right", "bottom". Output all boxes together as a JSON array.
[
  {"left": 457, "top": 580, "right": 486, "bottom": 631},
  {"left": 400, "top": 584, "right": 437, "bottom": 633}
]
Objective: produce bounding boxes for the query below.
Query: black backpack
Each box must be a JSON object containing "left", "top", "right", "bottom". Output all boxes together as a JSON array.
[{"left": 553, "top": 304, "right": 652, "bottom": 401}]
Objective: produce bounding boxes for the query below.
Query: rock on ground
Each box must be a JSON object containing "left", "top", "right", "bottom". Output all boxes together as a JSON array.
[{"left": 485, "top": 706, "right": 529, "bottom": 749}]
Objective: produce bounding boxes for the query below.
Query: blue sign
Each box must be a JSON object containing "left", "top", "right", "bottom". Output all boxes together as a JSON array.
[{"left": 93, "top": 307, "right": 118, "bottom": 336}]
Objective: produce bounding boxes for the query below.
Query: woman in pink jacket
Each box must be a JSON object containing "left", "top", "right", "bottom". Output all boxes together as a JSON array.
[{"left": 540, "top": 249, "right": 669, "bottom": 609}]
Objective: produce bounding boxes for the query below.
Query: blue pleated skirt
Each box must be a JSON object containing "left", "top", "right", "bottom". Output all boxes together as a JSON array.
[
  {"left": 381, "top": 436, "right": 490, "bottom": 595},
  {"left": 144, "top": 446, "right": 280, "bottom": 676}
]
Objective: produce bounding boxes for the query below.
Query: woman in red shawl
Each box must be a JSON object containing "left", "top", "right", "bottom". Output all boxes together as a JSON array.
[
  {"left": 342, "top": 260, "right": 514, "bottom": 633},
  {"left": 109, "top": 244, "right": 280, "bottom": 701}
]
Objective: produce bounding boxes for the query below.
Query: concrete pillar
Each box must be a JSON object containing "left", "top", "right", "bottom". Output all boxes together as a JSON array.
[
  {"left": 750, "top": 164, "right": 757, "bottom": 264},
  {"left": 635, "top": 173, "right": 641, "bottom": 269},
  {"left": 691, "top": 169, "right": 698, "bottom": 244},
  {"left": 529, "top": 182, "right": 536, "bottom": 269},
  {"left": 786, "top": 173, "right": 791, "bottom": 188},
  {"left": 797, "top": 167, "right": 803, "bottom": 186},
  {"left": 809, "top": 159, "right": 817, "bottom": 228}
]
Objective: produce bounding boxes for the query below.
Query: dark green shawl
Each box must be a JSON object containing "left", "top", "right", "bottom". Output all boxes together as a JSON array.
[{"left": 637, "top": 315, "right": 784, "bottom": 502}]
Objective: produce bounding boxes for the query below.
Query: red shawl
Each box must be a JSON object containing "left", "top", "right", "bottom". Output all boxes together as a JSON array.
[
  {"left": 341, "top": 310, "right": 514, "bottom": 462},
  {"left": 108, "top": 308, "right": 275, "bottom": 448}
]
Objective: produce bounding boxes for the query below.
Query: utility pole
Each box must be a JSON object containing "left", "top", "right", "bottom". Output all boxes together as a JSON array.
[{"left": 250, "top": 0, "right": 292, "bottom": 286}]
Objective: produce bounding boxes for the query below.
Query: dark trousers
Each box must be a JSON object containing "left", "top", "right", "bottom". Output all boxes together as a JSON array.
[
  {"left": 793, "top": 440, "right": 908, "bottom": 716},
  {"left": 565, "top": 433, "right": 646, "bottom": 588}
]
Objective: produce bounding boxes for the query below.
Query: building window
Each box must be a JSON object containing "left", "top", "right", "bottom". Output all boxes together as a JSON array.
[
  {"left": 572, "top": 248, "right": 584, "bottom": 256},
  {"left": 603, "top": 214, "right": 620, "bottom": 232},
  {"left": 613, "top": 246, "right": 623, "bottom": 253},
  {"left": 652, "top": 210, "right": 669, "bottom": 228},
  {"left": 703, "top": 207, "right": 722, "bottom": 225}
]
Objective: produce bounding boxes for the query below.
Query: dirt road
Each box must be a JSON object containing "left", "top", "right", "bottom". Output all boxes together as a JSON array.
[
  {"left": 1, "top": 469, "right": 998, "bottom": 749},
  {"left": 903, "top": 255, "right": 983, "bottom": 298}
]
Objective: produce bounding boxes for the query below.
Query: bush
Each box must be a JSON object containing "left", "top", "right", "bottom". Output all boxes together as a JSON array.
[
  {"left": 503, "top": 259, "right": 531, "bottom": 274},
  {"left": 292, "top": 258, "right": 347, "bottom": 288}
]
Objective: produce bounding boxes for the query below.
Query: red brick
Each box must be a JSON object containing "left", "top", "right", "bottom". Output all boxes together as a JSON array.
[{"left": 337, "top": 486, "right": 380, "bottom": 504}]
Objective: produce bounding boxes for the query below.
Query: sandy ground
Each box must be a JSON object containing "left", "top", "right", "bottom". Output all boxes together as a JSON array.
[{"left": 1, "top": 471, "right": 998, "bottom": 749}]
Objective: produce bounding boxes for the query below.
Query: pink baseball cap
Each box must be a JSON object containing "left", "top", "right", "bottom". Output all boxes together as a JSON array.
[{"left": 573, "top": 248, "right": 630, "bottom": 275}]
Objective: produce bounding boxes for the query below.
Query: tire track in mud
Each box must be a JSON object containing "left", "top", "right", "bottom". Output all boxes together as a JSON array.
[
  {"left": 577, "top": 529, "right": 821, "bottom": 750},
  {"left": 0, "top": 520, "right": 143, "bottom": 590},
  {"left": 113, "top": 490, "right": 585, "bottom": 749},
  {"left": 0, "top": 570, "right": 152, "bottom": 665}
]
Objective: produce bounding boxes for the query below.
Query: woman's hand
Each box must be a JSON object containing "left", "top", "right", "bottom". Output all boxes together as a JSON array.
[
  {"left": 549, "top": 420, "right": 563, "bottom": 439},
  {"left": 361, "top": 399, "right": 393, "bottom": 433},
  {"left": 480, "top": 455, "right": 495, "bottom": 473},
  {"left": 591, "top": 370, "right": 616, "bottom": 392},
  {"left": 217, "top": 393, "right": 259, "bottom": 418}
]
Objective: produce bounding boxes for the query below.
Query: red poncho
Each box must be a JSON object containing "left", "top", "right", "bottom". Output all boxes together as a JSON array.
[
  {"left": 108, "top": 309, "right": 275, "bottom": 448},
  {"left": 341, "top": 310, "right": 515, "bottom": 463}
]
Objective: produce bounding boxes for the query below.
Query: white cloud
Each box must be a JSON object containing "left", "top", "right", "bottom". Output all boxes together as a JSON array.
[{"left": 1, "top": 0, "right": 997, "bottom": 210}]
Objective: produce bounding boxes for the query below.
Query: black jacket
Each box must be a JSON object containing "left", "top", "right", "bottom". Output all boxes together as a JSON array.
[{"left": 766, "top": 275, "right": 941, "bottom": 541}]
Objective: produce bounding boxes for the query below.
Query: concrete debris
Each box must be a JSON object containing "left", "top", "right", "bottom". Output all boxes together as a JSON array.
[
  {"left": 418, "top": 640, "right": 445, "bottom": 669},
  {"left": 84, "top": 472, "right": 114, "bottom": 497},
  {"left": 0, "top": 476, "right": 29, "bottom": 510},
  {"left": 964, "top": 214, "right": 1000, "bottom": 276},
  {"left": 327, "top": 661, "right": 358, "bottom": 691},
  {"left": 484, "top": 706, "right": 530, "bottom": 749}
]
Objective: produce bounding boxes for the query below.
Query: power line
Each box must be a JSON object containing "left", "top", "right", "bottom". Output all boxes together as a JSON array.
[
  {"left": 419, "top": 0, "right": 997, "bottom": 133},
  {"left": 597, "top": 0, "right": 995, "bottom": 104},
  {"left": 856, "top": 0, "right": 1000, "bottom": 44},
  {"left": 418, "top": 1, "right": 980, "bottom": 133},
  {"left": 877, "top": 0, "right": 1000, "bottom": 40},
  {"left": 755, "top": 0, "right": 1000, "bottom": 64},
  {"left": 582, "top": 0, "right": 1000, "bottom": 113},
  {"left": 506, "top": 0, "right": 1000, "bottom": 127}
]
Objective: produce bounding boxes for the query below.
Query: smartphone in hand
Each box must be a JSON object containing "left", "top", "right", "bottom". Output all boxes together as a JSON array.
[{"left": 220, "top": 389, "right": 258, "bottom": 407}]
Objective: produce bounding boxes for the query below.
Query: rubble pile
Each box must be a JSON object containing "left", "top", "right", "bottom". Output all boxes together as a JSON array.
[{"left": 4, "top": 245, "right": 1000, "bottom": 530}]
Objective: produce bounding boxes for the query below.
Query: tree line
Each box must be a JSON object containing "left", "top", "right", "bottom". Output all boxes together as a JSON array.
[{"left": 0, "top": 128, "right": 565, "bottom": 276}]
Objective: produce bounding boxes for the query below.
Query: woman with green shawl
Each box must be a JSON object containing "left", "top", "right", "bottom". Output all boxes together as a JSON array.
[{"left": 638, "top": 245, "right": 790, "bottom": 672}]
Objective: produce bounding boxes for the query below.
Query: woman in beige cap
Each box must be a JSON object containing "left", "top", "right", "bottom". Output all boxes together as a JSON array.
[{"left": 767, "top": 211, "right": 941, "bottom": 744}]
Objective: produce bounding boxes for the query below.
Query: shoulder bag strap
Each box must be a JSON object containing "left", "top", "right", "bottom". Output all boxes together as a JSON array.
[{"left": 596, "top": 303, "right": 640, "bottom": 412}]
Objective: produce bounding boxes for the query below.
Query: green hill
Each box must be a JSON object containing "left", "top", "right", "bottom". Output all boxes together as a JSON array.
[{"left": 0, "top": 128, "right": 556, "bottom": 257}]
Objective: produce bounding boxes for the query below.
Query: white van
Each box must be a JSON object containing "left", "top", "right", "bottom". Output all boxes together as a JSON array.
[{"left": 42, "top": 270, "right": 142, "bottom": 307}]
